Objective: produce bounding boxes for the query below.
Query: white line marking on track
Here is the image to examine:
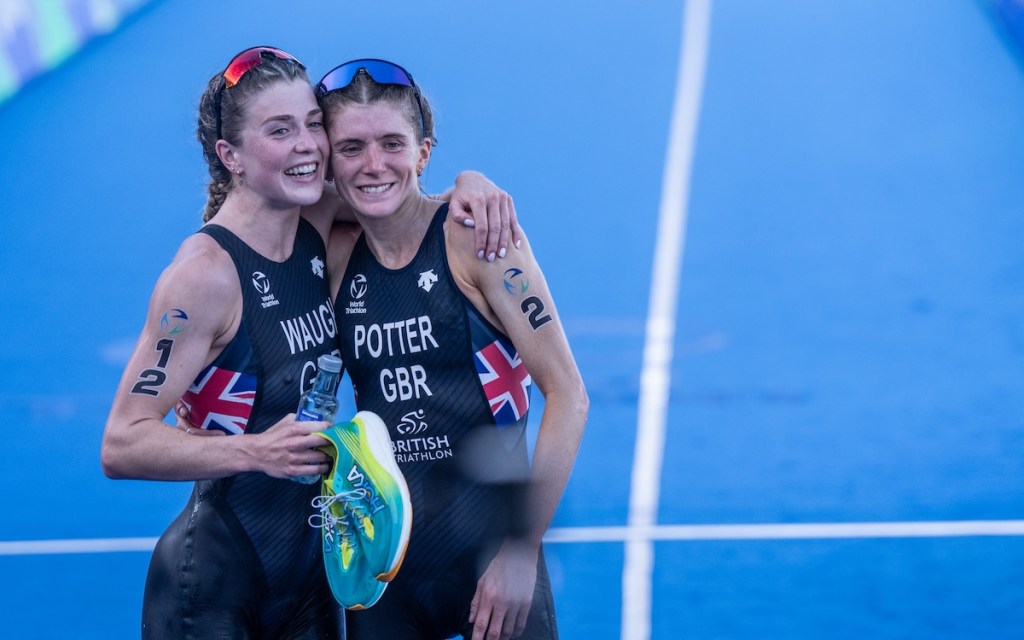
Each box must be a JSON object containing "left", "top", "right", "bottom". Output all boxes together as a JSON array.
[
  {"left": 624, "top": 1, "right": 712, "bottom": 639},
  {"left": 547, "top": 520, "right": 1024, "bottom": 543},
  {"left": 4, "top": 521, "right": 1023, "bottom": 556},
  {"left": 0, "top": 537, "right": 158, "bottom": 555}
]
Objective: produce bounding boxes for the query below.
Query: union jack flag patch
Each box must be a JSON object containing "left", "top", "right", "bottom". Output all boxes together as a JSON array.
[
  {"left": 181, "top": 366, "right": 257, "bottom": 435},
  {"left": 474, "top": 338, "right": 532, "bottom": 427}
]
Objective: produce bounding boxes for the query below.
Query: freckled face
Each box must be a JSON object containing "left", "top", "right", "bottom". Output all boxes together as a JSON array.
[{"left": 326, "top": 102, "right": 430, "bottom": 219}]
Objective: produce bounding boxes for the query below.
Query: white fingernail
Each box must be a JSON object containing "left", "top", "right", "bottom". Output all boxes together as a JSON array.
[
  {"left": 464, "top": 218, "right": 476, "bottom": 227},
  {"left": 478, "top": 250, "right": 485, "bottom": 259},
  {"left": 499, "top": 247, "right": 507, "bottom": 258},
  {"left": 488, "top": 252, "right": 496, "bottom": 262}
]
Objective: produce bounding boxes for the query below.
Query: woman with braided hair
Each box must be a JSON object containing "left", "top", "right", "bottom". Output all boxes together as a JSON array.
[{"left": 102, "top": 46, "right": 518, "bottom": 639}]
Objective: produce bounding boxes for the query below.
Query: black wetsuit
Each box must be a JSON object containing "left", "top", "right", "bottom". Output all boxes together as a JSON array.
[
  {"left": 142, "top": 219, "right": 344, "bottom": 640},
  {"left": 335, "top": 204, "right": 558, "bottom": 639}
]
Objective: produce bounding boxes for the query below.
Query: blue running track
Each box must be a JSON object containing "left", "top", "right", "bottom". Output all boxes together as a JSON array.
[{"left": 1, "top": 1, "right": 1023, "bottom": 638}]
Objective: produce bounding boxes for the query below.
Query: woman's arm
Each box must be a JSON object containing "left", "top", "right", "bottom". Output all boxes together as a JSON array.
[
  {"left": 439, "top": 171, "right": 524, "bottom": 262},
  {"left": 306, "top": 171, "right": 522, "bottom": 260},
  {"left": 464, "top": 227, "right": 588, "bottom": 544},
  {"left": 447, "top": 219, "right": 588, "bottom": 640},
  {"left": 101, "top": 235, "right": 330, "bottom": 481}
]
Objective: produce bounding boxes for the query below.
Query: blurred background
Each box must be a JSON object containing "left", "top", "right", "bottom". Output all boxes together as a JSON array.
[{"left": 1, "top": 1, "right": 1023, "bottom": 638}]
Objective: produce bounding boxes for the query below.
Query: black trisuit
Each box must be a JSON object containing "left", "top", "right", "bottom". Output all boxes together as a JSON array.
[
  {"left": 141, "top": 219, "right": 344, "bottom": 640},
  {"left": 335, "top": 204, "right": 558, "bottom": 639}
]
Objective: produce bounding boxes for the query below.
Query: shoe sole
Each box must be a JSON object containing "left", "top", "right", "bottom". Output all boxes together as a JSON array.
[{"left": 351, "top": 411, "right": 413, "bottom": 581}]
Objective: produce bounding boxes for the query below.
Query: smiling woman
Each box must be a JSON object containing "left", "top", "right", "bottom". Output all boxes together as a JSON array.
[
  {"left": 197, "top": 47, "right": 328, "bottom": 223},
  {"left": 99, "top": 44, "right": 525, "bottom": 640},
  {"left": 100, "top": 46, "right": 347, "bottom": 639},
  {"left": 317, "top": 59, "right": 588, "bottom": 640}
]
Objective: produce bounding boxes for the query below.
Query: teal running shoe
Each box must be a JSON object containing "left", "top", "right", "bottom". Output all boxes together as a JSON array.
[
  {"left": 308, "top": 492, "right": 386, "bottom": 609},
  {"left": 315, "top": 411, "right": 412, "bottom": 581}
]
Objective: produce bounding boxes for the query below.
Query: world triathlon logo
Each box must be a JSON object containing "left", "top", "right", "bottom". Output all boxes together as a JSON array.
[
  {"left": 159, "top": 308, "right": 189, "bottom": 335},
  {"left": 252, "top": 271, "right": 271, "bottom": 294},
  {"left": 350, "top": 274, "right": 368, "bottom": 299},
  {"left": 252, "top": 271, "right": 279, "bottom": 309},
  {"left": 503, "top": 268, "right": 529, "bottom": 295}
]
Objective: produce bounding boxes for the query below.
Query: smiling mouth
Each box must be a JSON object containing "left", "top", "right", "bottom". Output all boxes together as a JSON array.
[
  {"left": 285, "top": 163, "right": 318, "bottom": 177},
  {"left": 360, "top": 183, "right": 393, "bottom": 194}
]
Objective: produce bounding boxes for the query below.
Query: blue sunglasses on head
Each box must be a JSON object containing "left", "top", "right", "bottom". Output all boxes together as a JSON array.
[{"left": 316, "top": 58, "right": 426, "bottom": 139}]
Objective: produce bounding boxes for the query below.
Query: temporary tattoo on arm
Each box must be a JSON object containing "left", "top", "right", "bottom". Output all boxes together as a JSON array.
[
  {"left": 130, "top": 309, "right": 187, "bottom": 396},
  {"left": 521, "top": 296, "right": 552, "bottom": 331},
  {"left": 503, "top": 268, "right": 530, "bottom": 295},
  {"left": 502, "top": 268, "right": 550, "bottom": 330},
  {"left": 132, "top": 350, "right": 169, "bottom": 395},
  {"left": 159, "top": 308, "right": 189, "bottom": 335}
]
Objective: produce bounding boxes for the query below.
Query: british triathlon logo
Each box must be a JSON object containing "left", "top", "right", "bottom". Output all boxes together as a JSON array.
[
  {"left": 252, "top": 271, "right": 280, "bottom": 309},
  {"left": 392, "top": 409, "right": 453, "bottom": 463},
  {"left": 397, "top": 409, "right": 429, "bottom": 435},
  {"left": 418, "top": 269, "right": 438, "bottom": 293},
  {"left": 347, "top": 274, "right": 367, "bottom": 315}
]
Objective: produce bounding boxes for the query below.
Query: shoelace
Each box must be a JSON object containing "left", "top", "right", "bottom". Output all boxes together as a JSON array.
[{"left": 308, "top": 491, "right": 365, "bottom": 551}]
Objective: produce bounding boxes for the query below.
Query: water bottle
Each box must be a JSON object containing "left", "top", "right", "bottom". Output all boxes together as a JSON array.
[{"left": 292, "top": 353, "right": 342, "bottom": 484}]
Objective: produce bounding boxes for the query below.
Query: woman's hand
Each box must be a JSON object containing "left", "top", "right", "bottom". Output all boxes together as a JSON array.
[
  {"left": 440, "top": 171, "right": 523, "bottom": 262},
  {"left": 248, "top": 413, "right": 332, "bottom": 480},
  {"left": 468, "top": 540, "right": 538, "bottom": 640},
  {"left": 173, "top": 402, "right": 224, "bottom": 436},
  {"left": 175, "top": 404, "right": 330, "bottom": 479}
]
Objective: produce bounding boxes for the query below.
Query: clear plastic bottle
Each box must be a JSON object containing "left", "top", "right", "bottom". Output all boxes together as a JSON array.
[{"left": 292, "top": 353, "right": 342, "bottom": 484}]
